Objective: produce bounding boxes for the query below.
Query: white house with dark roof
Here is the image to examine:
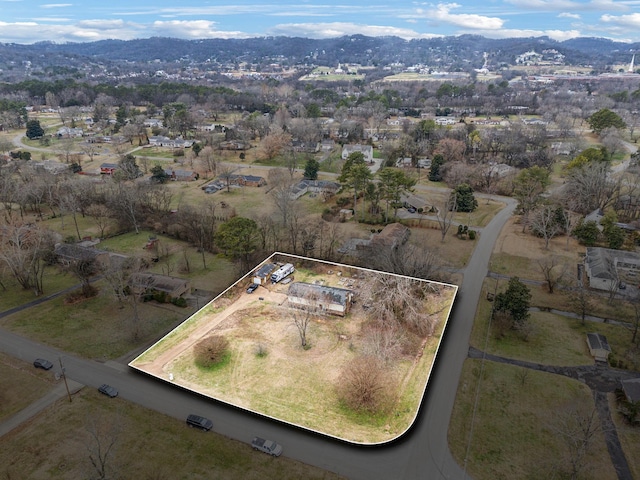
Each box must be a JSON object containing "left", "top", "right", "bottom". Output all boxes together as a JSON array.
[
  {"left": 287, "top": 282, "right": 354, "bottom": 316},
  {"left": 584, "top": 247, "right": 640, "bottom": 292},
  {"left": 341, "top": 144, "right": 374, "bottom": 163}
]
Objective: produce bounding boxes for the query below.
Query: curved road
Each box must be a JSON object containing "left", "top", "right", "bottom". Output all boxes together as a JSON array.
[{"left": 0, "top": 195, "right": 517, "bottom": 479}]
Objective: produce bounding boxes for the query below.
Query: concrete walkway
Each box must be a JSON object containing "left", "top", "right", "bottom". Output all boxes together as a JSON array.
[{"left": 0, "top": 379, "right": 84, "bottom": 438}]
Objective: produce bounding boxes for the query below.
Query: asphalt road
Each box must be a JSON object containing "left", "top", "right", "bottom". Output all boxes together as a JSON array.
[{"left": 0, "top": 196, "right": 517, "bottom": 480}]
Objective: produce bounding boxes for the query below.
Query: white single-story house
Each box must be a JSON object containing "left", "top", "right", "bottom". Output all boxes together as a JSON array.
[
  {"left": 584, "top": 247, "right": 640, "bottom": 292},
  {"left": 287, "top": 282, "right": 354, "bottom": 317}
]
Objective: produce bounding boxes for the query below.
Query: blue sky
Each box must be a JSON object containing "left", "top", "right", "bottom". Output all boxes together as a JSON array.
[{"left": 1, "top": 1, "right": 640, "bottom": 44}]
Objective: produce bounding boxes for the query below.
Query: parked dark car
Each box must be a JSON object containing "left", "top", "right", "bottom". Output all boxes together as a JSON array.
[
  {"left": 33, "top": 358, "right": 53, "bottom": 370},
  {"left": 98, "top": 384, "right": 118, "bottom": 398},
  {"left": 246, "top": 283, "right": 259, "bottom": 294},
  {"left": 186, "top": 414, "right": 213, "bottom": 431}
]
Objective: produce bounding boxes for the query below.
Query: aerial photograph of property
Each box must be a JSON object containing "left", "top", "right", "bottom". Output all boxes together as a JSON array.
[{"left": 0, "top": 1, "right": 640, "bottom": 479}]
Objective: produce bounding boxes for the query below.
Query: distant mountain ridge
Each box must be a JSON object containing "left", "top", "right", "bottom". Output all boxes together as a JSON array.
[{"left": 1, "top": 35, "right": 638, "bottom": 73}]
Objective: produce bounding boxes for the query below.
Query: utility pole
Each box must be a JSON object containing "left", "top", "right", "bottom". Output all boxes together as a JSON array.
[{"left": 58, "top": 357, "right": 72, "bottom": 403}]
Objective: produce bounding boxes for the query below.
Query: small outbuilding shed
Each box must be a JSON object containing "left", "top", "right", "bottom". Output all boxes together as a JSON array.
[
  {"left": 586, "top": 332, "right": 611, "bottom": 362},
  {"left": 253, "top": 263, "right": 276, "bottom": 285}
]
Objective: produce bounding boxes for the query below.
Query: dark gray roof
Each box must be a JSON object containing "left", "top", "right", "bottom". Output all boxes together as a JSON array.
[
  {"left": 586, "top": 332, "right": 611, "bottom": 352},
  {"left": 255, "top": 263, "right": 276, "bottom": 278},
  {"left": 287, "top": 282, "right": 353, "bottom": 307},
  {"left": 54, "top": 243, "right": 107, "bottom": 262}
]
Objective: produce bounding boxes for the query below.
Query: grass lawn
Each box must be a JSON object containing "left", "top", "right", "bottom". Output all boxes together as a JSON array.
[
  {"left": 0, "top": 268, "right": 78, "bottom": 312},
  {"left": 0, "top": 353, "right": 54, "bottom": 422},
  {"left": 1, "top": 283, "right": 186, "bottom": 361},
  {"left": 449, "top": 361, "right": 616, "bottom": 480},
  {"left": 611, "top": 394, "right": 640, "bottom": 480},
  {"left": 0, "top": 387, "right": 344, "bottom": 480}
]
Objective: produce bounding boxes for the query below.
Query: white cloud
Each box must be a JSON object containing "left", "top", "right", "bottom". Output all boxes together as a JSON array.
[
  {"left": 77, "top": 19, "right": 127, "bottom": 30},
  {"left": 267, "top": 22, "right": 442, "bottom": 40},
  {"left": 0, "top": 20, "right": 144, "bottom": 43},
  {"left": 505, "top": 0, "right": 626, "bottom": 11},
  {"left": 558, "top": 12, "right": 581, "bottom": 19},
  {"left": 471, "top": 28, "right": 582, "bottom": 41},
  {"left": 427, "top": 3, "right": 504, "bottom": 30},
  {"left": 601, "top": 12, "right": 640, "bottom": 28},
  {"left": 41, "top": 3, "right": 72, "bottom": 8},
  {"left": 151, "top": 20, "right": 251, "bottom": 40}
]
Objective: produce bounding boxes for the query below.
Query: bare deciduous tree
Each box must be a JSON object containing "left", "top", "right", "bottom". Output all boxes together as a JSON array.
[
  {"left": 530, "top": 204, "right": 563, "bottom": 249},
  {"left": 336, "top": 355, "right": 394, "bottom": 414},
  {"left": 84, "top": 412, "right": 121, "bottom": 480},
  {"left": 435, "top": 190, "right": 457, "bottom": 243},
  {"left": 86, "top": 204, "right": 112, "bottom": 239},
  {"left": 567, "top": 278, "right": 594, "bottom": 325},
  {"left": 549, "top": 405, "right": 604, "bottom": 480},
  {"left": 0, "top": 222, "right": 55, "bottom": 295},
  {"left": 537, "top": 256, "right": 568, "bottom": 293}
]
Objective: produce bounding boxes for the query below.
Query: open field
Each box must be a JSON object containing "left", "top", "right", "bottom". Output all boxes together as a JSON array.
[
  {"left": 0, "top": 386, "right": 345, "bottom": 480},
  {"left": 0, "top": 353, "right": 53, "bottom": 422},
  {"left": 448, "top": 210, "right": 640, "bottom": 479},
  {"left": 131, "top": 255, "right": 457, "bottom": 444},
  {"left": 449, "top": 361, "right": 616, "bottom": 480},
  {"left": 1, "top": 283, "right": 187, "bottom": 360}
]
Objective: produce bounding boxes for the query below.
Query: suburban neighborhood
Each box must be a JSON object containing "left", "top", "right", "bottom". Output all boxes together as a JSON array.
[{"left": 0, "top": 31, "right": 640, "bottom": 480}]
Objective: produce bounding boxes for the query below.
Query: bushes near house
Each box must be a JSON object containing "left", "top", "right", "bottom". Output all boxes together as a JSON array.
[{"left": 194, "top": 335, "right": 230, "bottom": 369}]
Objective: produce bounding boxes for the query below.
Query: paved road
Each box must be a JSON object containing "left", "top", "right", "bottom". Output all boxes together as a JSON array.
[{"left": 0, "top": 194, "right": 517, "bottom": 479}]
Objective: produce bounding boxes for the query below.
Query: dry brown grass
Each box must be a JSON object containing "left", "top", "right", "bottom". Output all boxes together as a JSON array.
[
  {"left": 0, "top": 354, "right": 54, "bottom": 421},
  {"left": 449, "top": 361, "right": 616, "bottom": 480},
  {"left": 0, "top": 387, "right": 346, "bottom": 480},
  {"left": 131, "top": 265, "right": 457, "bottom": 444}
]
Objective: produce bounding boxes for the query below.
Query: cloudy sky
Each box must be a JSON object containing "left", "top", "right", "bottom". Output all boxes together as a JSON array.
[{"left": 1, "top": 0, "right": 640, "bottom": 44}]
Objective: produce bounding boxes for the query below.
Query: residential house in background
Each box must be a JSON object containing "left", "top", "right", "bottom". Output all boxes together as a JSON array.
[
  {"left": 99, "top": 163, "right": 119, "bottom": 175},
  {"left": 54, "top": 243, "right": 110, "bottom": 267},
  {"left": 56, "top": 126, "right": 84, "bottom": 138},
  {"left": 584, "top": 247, "right": 640, "bottom": 292},
  {"left": 163, "top": 168, "right": 199, "bottom": 181},
  {"left": 289, "top": 179, "right": 340, "bottom": 200},
  {"left": 128, "top": 272, "right": 191, "bottom": 299},
  {"left": 342, "top": 144, "right": 374, "bottom": 163}
]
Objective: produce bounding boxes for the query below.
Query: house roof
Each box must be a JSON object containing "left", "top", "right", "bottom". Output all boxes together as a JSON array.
[
  {"left": 255, "top": 263, "right": 276, "bottom": 278},
  {"left": 100, "top": 163, "right": 119, "bottom": 169},
  {"left": 164, "top": 169, "right": 196, "bottom": 177},
  {"left": 129, "top": 273, "right": 189, "bottom": 293},
  {"left": 586, "top": 332, "right": 611, "bottom": 352},
  {"left": 371, "top": 222, "right": 410, "bottom": 248},
  {"left": 287, "top": 282, "right": 353, "bottom": 307},
  {"left": 54, "top": 243, "right": 108, "bottom": 262},
  {"left": 585, "top": 247, "right": 640, "bottom": 280}
]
